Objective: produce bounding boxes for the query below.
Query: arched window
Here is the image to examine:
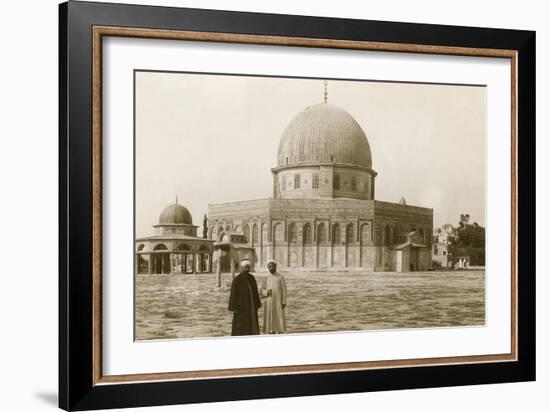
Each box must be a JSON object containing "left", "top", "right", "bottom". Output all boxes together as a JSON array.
[
  {"left": 288, "top": 223, "right": 298, "bottom": 244},
  {"left": 351, "top": 176, "right": 357, "bottom": 191},
  {"left": 252, "top": 224, "right": 258, "bottom": 246},
  {"left": 137, "top": 244, "right": 145, "bottom": 252},
  {"left": 346, "top": 224, "right": 354, "bottom": 244},
  {"left": 384, "top": 225, "right": 391, "bottom": 246},
  {"left": 333, "top": 174, "right": 340, "bottom": 190},
  {"left": 225, "top": 224, "right": 231, "bottom": 233},
  {"left": 294, "top": 174, "right": 301, "bottom": 189},
  {"left": 364, "top": 177, "right": 370, "bottom": 193},
  {"left": 244, "top": 224, "right": 250, "bottom": 243},
  {"left": 332, "top": 223, "right": 341, "bottom": 244},
  {"left": 273, "top": 223, "right": 284, "bottom": 244},
  {"left": 218, "top": 225, "right": 224, "bottom": 235},
  {"left": 153, "top": 244, "right": 168, "bottom": 251},
  {"left": 317, "top": 223, "right": 327, "bottom": 243},
  {"left": 361, "top": 223, "right": 371, "bottom": 243},
  {"left": 303, "top": 223, "right": 313, "bottom": 245}
]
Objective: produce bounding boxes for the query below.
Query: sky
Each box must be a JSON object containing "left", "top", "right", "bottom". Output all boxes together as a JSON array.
[{"left": 135, "top": 71, "right": 485, "bottom": 238}]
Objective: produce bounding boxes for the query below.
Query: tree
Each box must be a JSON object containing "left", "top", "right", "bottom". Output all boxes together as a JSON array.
[
  {"left": 448, "top": 214, "right": 485, "bottom": 266},
  {"left": 202, "top": 214, "right": 208, "bottom": 239}
]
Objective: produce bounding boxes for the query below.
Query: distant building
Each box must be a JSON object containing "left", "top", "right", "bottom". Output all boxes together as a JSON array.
[
  {"left": 432, "top": 224, "right": 454, "bottom": 267},
  {"left": 136, "top": 201, "right": 214, "bottom": 275},
  {"left": 208, "top": 91, "right": 433, "bottom": 272}
]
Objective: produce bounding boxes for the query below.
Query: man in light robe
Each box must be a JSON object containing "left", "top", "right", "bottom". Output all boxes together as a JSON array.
[
  {"left": 228, "top": 259, "right": 261, "bottom": 336},
  {"left": 261, "top": 260, "right": 287, "bottom": 334}
]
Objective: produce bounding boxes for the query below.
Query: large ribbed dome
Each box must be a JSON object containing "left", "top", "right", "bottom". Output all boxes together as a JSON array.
[
  {"left": 277, "top": 103, "right": 372, "bottom": 168},
  {"left": 158, "top": 203, "right": 193, "bottom": 225}
]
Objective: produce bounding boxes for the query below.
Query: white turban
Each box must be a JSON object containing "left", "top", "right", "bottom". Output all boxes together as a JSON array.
[
  {"left": 267, "top": 260, "right": 277, "bottom": 266},
  {"left": 240, "top": 259, "right": 251, "bottom": 268}
]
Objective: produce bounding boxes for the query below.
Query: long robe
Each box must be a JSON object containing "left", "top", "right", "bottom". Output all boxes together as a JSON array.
[
  {"left": 261, "top": 273, "right": 287, "bottom": 333},
  {"left": 228, "top": 272, "right": 261, "bottom": 336}
]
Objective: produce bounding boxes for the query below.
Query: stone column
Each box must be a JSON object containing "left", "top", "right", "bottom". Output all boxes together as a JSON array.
[
  {"left": 287, "top": 244, "right": 292, "bottom": 268},
  {"left": 315, "top": 243, "right": 319, "bottom": 269},
  {"left": 216, "top": 250, "right": 222, "bottom": 287},
  {"left": 345, "top": 243, "right": 348, "bottom": 267},
  {"left": 196, "top": 253, "right": 201, "bottom": 273}
]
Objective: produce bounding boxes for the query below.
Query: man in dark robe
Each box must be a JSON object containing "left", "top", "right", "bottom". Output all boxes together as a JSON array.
[{"left": 228, "top": 259, "right": 261, "bottom": 336}]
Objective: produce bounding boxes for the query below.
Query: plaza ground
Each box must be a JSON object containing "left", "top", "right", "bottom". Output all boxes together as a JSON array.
[{"left": 135, "top": 270, "right": 485, "bottom": 340}]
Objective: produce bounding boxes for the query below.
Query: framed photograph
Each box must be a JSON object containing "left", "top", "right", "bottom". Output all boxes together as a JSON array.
[{"left": 59, "top": 1, "right": 535, "bottom": 410}]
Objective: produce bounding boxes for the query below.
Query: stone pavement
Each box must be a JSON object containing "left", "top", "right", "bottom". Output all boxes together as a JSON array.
[{"left": 135, "top": 270, "right": 485, "bottom": 340}]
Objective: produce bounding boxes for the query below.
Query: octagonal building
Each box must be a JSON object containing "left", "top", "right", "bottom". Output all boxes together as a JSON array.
[{"left": 208, "top": 97, "right": 433, "bottom": 273}]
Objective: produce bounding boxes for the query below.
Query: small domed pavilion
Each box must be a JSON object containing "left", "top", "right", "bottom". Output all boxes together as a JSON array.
[{"left": 136, "top": 199, "right": 214, "bottom": 275}]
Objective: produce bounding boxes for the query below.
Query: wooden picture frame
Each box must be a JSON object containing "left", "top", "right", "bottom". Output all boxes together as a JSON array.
[{"left": 59, "top": 1, "right": 535, "bottom": 410}]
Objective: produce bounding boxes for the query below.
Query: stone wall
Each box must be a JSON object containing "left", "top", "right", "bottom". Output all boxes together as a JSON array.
[
  {"left": 273, "top": 164, "right": 374, "bottom": 200},
  {"left": 206, "top": 197, "right": 433, "bottom": 272},
  {"left": 374, "top": 200, "right": 433, "bottom": 247}
]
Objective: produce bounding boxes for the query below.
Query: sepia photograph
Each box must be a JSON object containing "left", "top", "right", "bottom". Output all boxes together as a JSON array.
[
  {"left": 54, "top": 3, "right": 535, "bottom": 409},
  {"left": 134, "top": 71, "right": 486, "bottom": 340}
]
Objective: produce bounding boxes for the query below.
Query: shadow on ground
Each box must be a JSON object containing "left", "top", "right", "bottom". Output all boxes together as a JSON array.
[{"left": 34, "top": 392, "right": 57, "bottom": 407}]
